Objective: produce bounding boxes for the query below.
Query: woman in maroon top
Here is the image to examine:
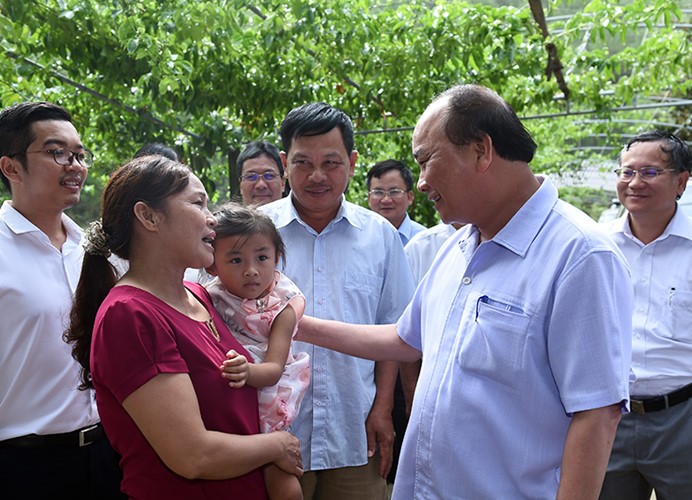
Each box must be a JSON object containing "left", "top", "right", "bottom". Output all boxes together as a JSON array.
[{"left": 65, "top": 156, "right": 302, "bottom": 499}]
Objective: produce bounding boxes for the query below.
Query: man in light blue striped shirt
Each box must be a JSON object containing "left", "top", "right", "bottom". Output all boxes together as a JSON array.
[{"left": 261, "top": 102, "right": 415, "bottom": 500}]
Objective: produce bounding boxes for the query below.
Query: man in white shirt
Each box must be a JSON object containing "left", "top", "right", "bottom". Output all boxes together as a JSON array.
[
  {"left": 0, "top": 102, "right": 123, "bottom": 498},
  {"left": 600, "top": 131, "right": 692, "bottom": 499}
]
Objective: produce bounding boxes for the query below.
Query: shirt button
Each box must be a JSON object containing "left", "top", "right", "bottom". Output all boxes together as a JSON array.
[
  {"left": 318, "top": 298, "right": 325, "bottom": 305},
  {"left": 462, "top": 276, "right": 472, "bottom": 285},
  {"left": 317, "top": 266, "right": 324, "bottom": 272}
]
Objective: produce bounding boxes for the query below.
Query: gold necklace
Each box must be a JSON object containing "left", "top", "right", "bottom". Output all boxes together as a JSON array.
[{"left": 205, "top": 318, "right": 220, "bottom": 341}]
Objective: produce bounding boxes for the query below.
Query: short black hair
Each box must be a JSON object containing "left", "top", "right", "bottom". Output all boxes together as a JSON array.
[
  {"left": 237, "top": 141, "right": 283, "bottom": 177},
  {"left": 366, "top": 159, "right": 415, "bottom": 191},
  {"left": 436, "top": 84, "right": 537, "bottom": 163},
  {"left": 620, "top": 131, "right": 692, "bottom": 174},
  {"left": 280, "top": 102, "right": 354, "bottom": 155},
  {"left": 0, "top": 102, "right": 73, "bottom": 191}
]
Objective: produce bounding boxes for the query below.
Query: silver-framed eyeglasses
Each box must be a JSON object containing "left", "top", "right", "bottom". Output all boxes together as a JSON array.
[
  {"left": 368, "top": 188, "right": 408, "bottom": 199},
  {"left": 8, "top": 148, "right": 94, "bottom": 168},
  {"left": 614, "top": 167, "right": 677, "bottom": 181},
  {"left": 240, "top": 171, "right": 281, "bottom": 182}
]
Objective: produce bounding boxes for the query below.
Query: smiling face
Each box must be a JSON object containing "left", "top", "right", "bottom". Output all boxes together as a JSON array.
[
  {"left": 239, "top": 154, "right": 286, "bottom": 206},
  {"left": 157, "top": 174, "right": 217, "bottom": 270},
  {"left": 209, "top": 232, "right": 278, "bottom": 300},
  {"left": 3, "top": 119, "right": 88, "bottom": 216},
  {"left": 617, "top": 140, "right": 689, "bottom": 222},
  {"left": 282, "top": 127, "right": 356, "bottom": 232},
  {"left": 367, "top": 169, "right": 413, "bottom": 228},
  {"left": 412, "top": 100, "right": 482, "bottom": 226}
]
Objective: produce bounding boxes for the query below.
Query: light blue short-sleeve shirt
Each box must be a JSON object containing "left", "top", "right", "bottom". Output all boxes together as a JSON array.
[
  {"left": 393, "top": 177, "right": 633, "bottom": 499},
  {"left": 262, "top": 195, "right": 415, "bottom": 471}
]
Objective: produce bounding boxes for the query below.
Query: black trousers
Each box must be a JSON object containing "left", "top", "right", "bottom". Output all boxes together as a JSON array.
[{"left": 0, "top": 432, "right": 125, "bottom": 500}]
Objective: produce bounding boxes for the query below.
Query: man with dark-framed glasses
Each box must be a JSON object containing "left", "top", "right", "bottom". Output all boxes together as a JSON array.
[
  {"left": 601, "top": 131, "right": 692, "bottom": 500},
  {"left": 0, "top": 101, "right": 124, "bottom": 498}
]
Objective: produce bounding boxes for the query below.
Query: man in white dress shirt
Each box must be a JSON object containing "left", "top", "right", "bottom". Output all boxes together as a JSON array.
[
  {"left": 0, "top": 102, "right": 123, "bottom": 498},
  {"left": 600, "top": 131, "right": 692, "bottom": 500}
]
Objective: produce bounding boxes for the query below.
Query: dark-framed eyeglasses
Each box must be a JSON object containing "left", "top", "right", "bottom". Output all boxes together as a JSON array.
[
  {"left": 8, "top": 148, "right": 94, "bottom": 168},
  {"left": 368, "top": 188, "right": 408, "bottom": 199},
  {"left": 614, "top": 167, "right": 677, "bottom": 181},
  {"left": 240, "top": 171, "right": 281, "bottom": 183}
]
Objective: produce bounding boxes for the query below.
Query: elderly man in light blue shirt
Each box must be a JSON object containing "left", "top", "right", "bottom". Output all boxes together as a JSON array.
[
  {"left": 261, "top": 102, "right": 414, "bottom": 500},
  {"left": 296, "top": 85, "right": 633, "bottom": 499}
]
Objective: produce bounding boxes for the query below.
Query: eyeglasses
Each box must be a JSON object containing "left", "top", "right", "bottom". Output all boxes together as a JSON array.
[
  {"left": 368, "top": 188, "right": 408, "bottom": 199},
  {"left": 614, "top": 167, "right": 677, "bottom": 181},
  {"left": 8, "top": 148, "right": 94, "bottom": 168},
  {"left": 240, "top": 171, "right": 281, "bottom": 183}
]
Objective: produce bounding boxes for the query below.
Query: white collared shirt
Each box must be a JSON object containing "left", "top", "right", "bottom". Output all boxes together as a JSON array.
[
  {"left": 604, "top": 208, "right": 692, "bottom": 396},
  {"left": 0, "top": 201, "right": 98, "bottom": 440}
]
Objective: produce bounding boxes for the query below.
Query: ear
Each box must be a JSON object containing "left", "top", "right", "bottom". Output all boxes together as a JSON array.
[
  {"left": 348, "top": 150, "right": 358, "bottom": 178},
  {"left": 676, "top": 170, "right": 690, "bottom": 198},
  {"left": 280, "top": 151, "right": 288, "bottom": 170},
  {"left": 0, "top": 156, "right": 23, "bottom": 185},
  {"left": 133, "top": 201, "right": 161, "bottom": 232},
  {"left": 474, "top": 135, "right": 493, "bottom": 173},
  {"left": 406, "top": 189, "right": 414, "bottom": 205}
]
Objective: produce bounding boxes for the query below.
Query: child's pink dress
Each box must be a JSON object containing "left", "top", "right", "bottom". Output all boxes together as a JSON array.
[{"left": 206, "top": 270, "right": 310, "bottom": 433}]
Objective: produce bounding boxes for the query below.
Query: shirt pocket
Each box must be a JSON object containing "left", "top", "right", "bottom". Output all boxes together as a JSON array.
[
  {"left": 344, "top": 271, "right": 384, "bottom": 323},
  {"left": 669, "top": 288, "right": 692, "bottom": 343},
  {"left": 457, "top": 295, "right": 531, "bottom": 388}
]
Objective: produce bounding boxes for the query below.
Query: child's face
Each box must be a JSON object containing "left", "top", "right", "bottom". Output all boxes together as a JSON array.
[{"left": 209, "top": 233, "right": 278, "bottom": 300}]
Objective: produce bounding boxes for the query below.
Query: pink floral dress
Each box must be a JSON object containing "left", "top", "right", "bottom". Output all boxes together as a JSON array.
[{"left": 206, "top": 271, "right": 310, "bottom": 433}]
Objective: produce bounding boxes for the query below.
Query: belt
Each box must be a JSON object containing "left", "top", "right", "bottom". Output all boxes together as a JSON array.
[
  {"left": 630, "top": 382, "right": 692, "bottom": 415},
  {"left": 0, "top": 423, "right": 103, "bottom": 448}
]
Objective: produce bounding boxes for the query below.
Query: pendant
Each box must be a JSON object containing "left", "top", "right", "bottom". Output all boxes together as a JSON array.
[
  {"left": 256, "top": 298, "right": 266, "bottom": 313},
  {"left": 205, "top": 318, "right": 220, "bottom": 341}
]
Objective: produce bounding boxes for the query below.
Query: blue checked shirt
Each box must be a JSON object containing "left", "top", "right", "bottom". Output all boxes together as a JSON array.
[{"left": 261, "top": 195, "right": 415, "bottom": 471}]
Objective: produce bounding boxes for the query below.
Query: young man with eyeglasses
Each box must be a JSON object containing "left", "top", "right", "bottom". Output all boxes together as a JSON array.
[
  {"left": 600, "top": 131, "right": 692, "bottom": 500},
  {"left": 238, "top": 140, "right": 287, "bottom": 206},
  {"left": 366, "top": 159, "right": 426, "bottom": 246},
  {"left": 0, "top": 102, "right": 124, "bottom": 498}
]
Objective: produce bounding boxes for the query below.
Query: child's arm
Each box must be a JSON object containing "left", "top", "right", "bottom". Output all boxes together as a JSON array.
[{"left": 246, "top": 306, "right": 297, "bottom": 389}]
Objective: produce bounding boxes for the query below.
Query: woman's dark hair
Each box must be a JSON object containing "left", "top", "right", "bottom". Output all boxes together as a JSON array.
[
  {"left": 64, "top": 156, "right": 192, "bottom": 389},
  {"left": 133, "top": 142, "right": 181, "bottom": 162},
  {"left": 212, "top": 202, "right": 286, "bottom": 269},
  {"left": 436, "top": 84, "right": 537, "bottom": 163}
]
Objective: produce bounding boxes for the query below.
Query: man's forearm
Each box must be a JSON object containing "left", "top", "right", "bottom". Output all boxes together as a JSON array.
[{"left": 557, "top": 404, "right": 621, "bottom": 499}]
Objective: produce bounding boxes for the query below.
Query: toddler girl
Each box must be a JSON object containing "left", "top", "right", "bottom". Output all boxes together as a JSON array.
[{"left": 205, "top": 203, "right": 309, "bottom": 500}]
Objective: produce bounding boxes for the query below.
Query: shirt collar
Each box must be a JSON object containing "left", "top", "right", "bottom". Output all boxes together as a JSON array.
[
  {"left": 267, "top": 194, "right": 363, "bottom": 233},
  {"left": 490, "top": 175, "right": 557, "bottom": 257},
  {"left": 0, "top": 200, "right": 83, "bottom": 243},
  {"left": 610, "top": 204, "right": 692, "bottom": 244}
]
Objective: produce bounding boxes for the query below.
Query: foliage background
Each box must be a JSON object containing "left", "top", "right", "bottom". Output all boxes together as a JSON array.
[{"left": 1, "top": 0, "right": 690, "bottom": 226}]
